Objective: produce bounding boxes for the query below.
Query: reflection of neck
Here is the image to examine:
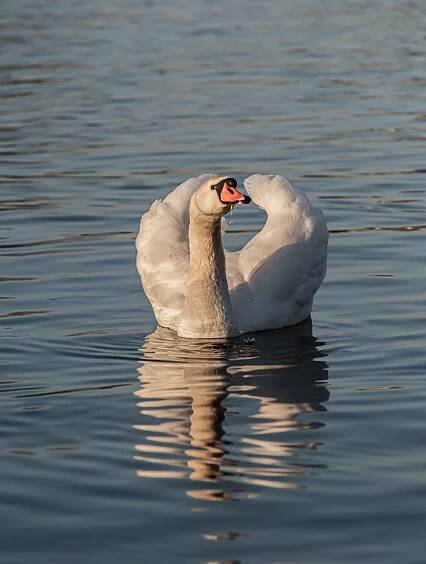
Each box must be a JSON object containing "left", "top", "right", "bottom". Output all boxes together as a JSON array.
[
  {"left": 184, "top": 364, "right": 228, "bottom": 481},
  {"left": 178, "top": 199, "right": 236, "bottom": 338}
]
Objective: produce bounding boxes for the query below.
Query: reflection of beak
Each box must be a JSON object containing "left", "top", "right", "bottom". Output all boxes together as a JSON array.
[{"left": 211, "top": 177, "right": 252, "bottom": 205}]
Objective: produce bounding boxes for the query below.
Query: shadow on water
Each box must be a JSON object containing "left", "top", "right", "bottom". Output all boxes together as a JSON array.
[{"left": 135, "top": 319, "right": 329, "bottom": 501}]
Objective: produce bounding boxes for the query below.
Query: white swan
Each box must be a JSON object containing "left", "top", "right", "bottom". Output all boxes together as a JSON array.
[{"left": 136, "top": 174, "right": 328, "bottom": 339}]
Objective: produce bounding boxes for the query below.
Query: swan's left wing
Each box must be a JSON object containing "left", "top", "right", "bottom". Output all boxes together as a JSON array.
[
  {"left": 136, "top": 174, "right": 214, "bottom": 331},
  {"left": 226, "top": 174, "right": 328, "bottom": 333}
]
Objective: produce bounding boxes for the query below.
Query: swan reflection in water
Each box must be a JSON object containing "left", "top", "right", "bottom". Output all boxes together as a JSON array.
[{"left": 134, "top": 319, "right": 329, "bottom": 501}]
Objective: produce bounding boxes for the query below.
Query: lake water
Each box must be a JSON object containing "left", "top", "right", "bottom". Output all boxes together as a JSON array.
[{"left": 1, "top": 0, "right": 426, "bottom": 562}]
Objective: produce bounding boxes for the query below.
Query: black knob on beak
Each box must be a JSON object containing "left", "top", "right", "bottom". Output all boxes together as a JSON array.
[{"left": 211, "top": 177, "right": 238, "bottom": 191}]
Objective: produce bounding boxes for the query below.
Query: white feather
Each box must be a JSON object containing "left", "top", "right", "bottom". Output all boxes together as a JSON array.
[{"left": 135, "top": 174, "right": 214, "bottom": 330}]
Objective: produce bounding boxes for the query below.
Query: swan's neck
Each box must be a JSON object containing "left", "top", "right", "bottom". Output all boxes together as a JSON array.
[{"left": 178, "top": 202, "right": 236, "bottom": 338}]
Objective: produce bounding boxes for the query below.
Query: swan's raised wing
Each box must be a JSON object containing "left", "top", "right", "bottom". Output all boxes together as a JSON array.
[
  {"left": 227, "top": 174, "right": 328, "bottom": 333},
  {"left": 136, "top": 174, "right": 214, "bottom": 330}
]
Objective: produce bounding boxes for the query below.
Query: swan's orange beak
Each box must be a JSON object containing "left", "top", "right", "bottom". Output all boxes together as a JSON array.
[
  {"left": 220, "top": 182, "right": 251, "bottom": 204},
  {"left": 211, "top": 177, "right": 251, "bottom": 204}
]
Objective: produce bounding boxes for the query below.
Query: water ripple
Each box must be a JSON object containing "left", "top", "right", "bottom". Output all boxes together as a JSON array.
[{"left": 135, "top": 324, "right": 329, "bottom": 498}]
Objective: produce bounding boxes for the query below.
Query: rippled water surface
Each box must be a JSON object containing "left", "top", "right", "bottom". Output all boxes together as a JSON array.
[{"left": 1, "top": 1, "right": 426, "bottom": 563}]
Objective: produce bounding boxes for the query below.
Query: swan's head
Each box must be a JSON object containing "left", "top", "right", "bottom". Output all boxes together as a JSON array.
[{"left": 193, "top": 176, "right": 251, "bottom": 217}]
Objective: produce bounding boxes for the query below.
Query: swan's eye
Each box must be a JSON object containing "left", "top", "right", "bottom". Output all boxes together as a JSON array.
[{"left": 210, "top": 185, "right": 216, "bottom": 190}]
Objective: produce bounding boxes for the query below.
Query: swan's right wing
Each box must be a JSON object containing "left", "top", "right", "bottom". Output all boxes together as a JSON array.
[
  {"left": 136, "top": 174, "right": 214, "bottom": 331},
  {"left": 228, "top": 174, "right": 328, "bottom": 333}
]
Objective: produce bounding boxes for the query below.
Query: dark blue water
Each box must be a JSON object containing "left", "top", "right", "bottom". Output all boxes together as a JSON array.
[{"left": 1, "top": 1, "right": 425, "bottom": 562}]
